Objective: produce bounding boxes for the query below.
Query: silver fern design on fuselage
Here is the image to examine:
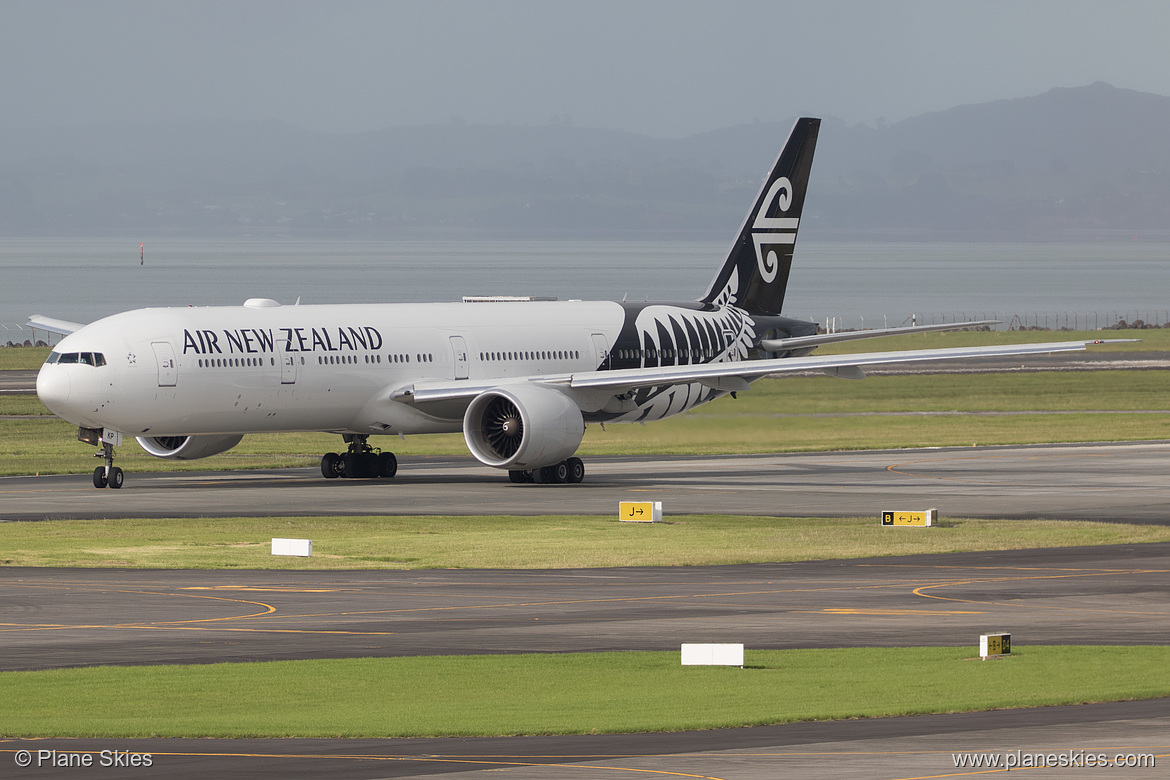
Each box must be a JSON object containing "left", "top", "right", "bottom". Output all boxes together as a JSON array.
[
  {"left": 618, "top": 302, "right": 754, "bottom": 422},
  {"left": 632, "top": 304, "right": 755, "bottom": 368},
  {"left": 589, "top": 299, "right": 776, "bottom": 423}
]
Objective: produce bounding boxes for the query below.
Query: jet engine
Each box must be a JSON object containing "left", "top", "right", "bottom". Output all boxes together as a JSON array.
[
  {"left": 463, "top": 385, "right": 584, "bottom": 470},
  {"left": 136, "top": 434, "right": 245, "bottom": 460}
]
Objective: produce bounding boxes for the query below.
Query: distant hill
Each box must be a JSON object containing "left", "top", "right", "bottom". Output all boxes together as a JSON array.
[{"left": 1, "top": 83, "right": 1167, "bottom": 240}]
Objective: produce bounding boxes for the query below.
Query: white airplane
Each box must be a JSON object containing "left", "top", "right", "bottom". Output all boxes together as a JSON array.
[{"left": 33, "top": 118, "right": 1099, "bottom": 489}]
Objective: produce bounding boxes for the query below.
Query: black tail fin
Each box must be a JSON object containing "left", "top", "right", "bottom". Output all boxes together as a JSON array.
[{"left": 700, "top": 117, "right": 820, "bottom": 314}]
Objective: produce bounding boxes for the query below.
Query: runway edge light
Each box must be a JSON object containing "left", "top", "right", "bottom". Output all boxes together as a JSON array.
[
  {"left": 980, "top": 632, "right": 1012, "bottom": 660},
  {"left": 881, "top": 508, "right": 937, "bottom": 527},
  {"left": 272, "top": 538, "right": 312, "bottom": 557},
  {"left": 620, "top": 501, "right": 662, "bottom": 523}
]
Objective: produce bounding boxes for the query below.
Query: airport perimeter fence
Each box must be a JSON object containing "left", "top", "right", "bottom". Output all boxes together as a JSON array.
[
  {"left": 813, "top": 310, "right": 1170, "bottom": 334},
  {"left": 4, "top": 310, "right": 1170, "bottom": 348}
]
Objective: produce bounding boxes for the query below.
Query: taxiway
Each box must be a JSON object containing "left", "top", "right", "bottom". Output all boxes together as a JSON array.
[{"left": 3, "top": 441, "right": 1170, "bottom": 523}]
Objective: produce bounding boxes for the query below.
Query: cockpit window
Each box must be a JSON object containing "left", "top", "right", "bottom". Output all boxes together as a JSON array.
[{"left": 45, "top": 351, "right": 105, "bottom": 366}]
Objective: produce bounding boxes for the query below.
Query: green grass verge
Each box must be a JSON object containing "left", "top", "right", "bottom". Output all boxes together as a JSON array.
[
  {"left": 0, "top": 395, "right": 53, "bottom": 416},
  {"left": 2, "top": 647, "right": 1166, "bottom": 738},
  {"left": 4, "top": 515, "right": 1169, "bottom": 569},
  {"left": 3, "top": 366, "right": 1170, "bottom": 476},
  {"left": 0, "top": 346, "right": 50, "bottom": 370}
]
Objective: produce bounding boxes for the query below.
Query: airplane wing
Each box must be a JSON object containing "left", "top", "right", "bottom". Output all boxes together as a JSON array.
[
  {"left": 27, "top": 315, "right": 86, "bottom": 337},
  {"left": 398, "top": 339, "right": 1105, "bottom": 406}
]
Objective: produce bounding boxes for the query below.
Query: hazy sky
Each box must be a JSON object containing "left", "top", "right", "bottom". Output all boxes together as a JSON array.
[{"left": 3, "top": 0, "right": 1169, "bottom": 137}]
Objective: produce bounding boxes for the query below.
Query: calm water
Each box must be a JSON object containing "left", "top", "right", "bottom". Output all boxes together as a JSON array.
[{"left": 3, "top": 239, "right": 1169, "bottom": 339}]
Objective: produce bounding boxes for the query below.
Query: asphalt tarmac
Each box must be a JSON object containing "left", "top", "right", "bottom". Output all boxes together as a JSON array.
[
  {"left": 0, "top": 369, "right": 37, "bottom": 394},
  {"left": 4, "top": 543, "right": 1169, "bottom": 671},
  {"left": 4, "top": 441, "right": 1170, "bottom": 523},
  {"left": 2, "top": 543, "right": 1168, "bottom": 778},
  {"left": 4, "top": 699, "right": 1167, "bottom": 779}
]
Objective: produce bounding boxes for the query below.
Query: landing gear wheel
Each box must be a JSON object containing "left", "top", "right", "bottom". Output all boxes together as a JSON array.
[
  {"left": 533, "top": 462, "right": 569, "bottom": 484},
  {"left": 565, "top": 457, "right": 585, "bottom": 484},
  {"left": 321, "top": 452, "right": 342, "bottom": 479},
  {"left": 508, "top": 469, "right": 532, "bottom": 484},
  {"left": 378, "top": 452, "right": 398, "bottom": 478},
  {"left": 91, "top": 437, "right": 120, "bottom": 489},
  {"left": 344, "top": 452, "right": 376, "bottom": 479},
  {"left": 328, "top": 434, "right": 396, "bottom": 480}
]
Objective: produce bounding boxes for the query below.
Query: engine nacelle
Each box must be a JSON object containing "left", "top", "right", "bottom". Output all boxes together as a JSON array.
[
  {"left": 463, "top": 385, "right": 584, "bottom": 470},
  {"left": 136, "top": 434, "right": 244, "bottom": 460}
]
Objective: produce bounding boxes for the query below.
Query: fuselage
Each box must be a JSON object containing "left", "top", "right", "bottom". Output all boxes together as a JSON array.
[{"left": 36, "top": 298, "right": 811, "bottom": 439}]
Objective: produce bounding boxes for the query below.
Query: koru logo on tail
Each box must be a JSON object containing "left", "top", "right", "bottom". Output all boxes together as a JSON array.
[{"left": 751, "top": 176, "right": 798, "bottom": 283}]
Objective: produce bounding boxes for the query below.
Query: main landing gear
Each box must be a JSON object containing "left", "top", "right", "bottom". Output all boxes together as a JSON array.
[
  {"left": 92, "top": 440, "right": 124, "bottom": 489},
  {"left": 508, "top": 456, "right": 585, "bottom": 485},
  {"left": 320, "top": 434, "right": 397, "bottom": 480}
]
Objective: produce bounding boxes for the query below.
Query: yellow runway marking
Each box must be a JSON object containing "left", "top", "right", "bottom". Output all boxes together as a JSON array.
[
  {"left": 821, "top": 609, "right": 984, "bottom": 616},
  {"left": 180, "top": 586, "right": 351, "bottom": 593},
  {"left": 912, "top": 569, "right": 1170, "bottom": 616},
  {"left": 3, "top": 564, "right": 1164, "bottom": 636},
  {"left": 0, "top": 583, "right": 276, "bottom": 629}
]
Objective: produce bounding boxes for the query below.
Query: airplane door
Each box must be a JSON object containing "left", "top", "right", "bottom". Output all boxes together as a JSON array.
[
  {"left": 151, "top": 341, "right": 177, "bottom": 387},
  {"left": 278, "top": 345, "right": 297, "bottom": 384},
  {"left": 449, "top": 336, "right": 469, "bottom": 380},
  {"left": 722, "top": 329, "right": 739, "bottom": 361},
  {"left": 590, "top": 333, "right": 610, "bottom": 369}
]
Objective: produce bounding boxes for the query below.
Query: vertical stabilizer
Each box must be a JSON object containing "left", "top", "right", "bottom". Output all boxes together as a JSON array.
[{"left": 700, "top": 117, "right": 820, "bottom": 314}]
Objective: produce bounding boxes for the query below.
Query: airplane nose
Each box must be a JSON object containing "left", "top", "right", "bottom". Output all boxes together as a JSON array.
[{"left": 36, "top": 365, "right": 71, "bottom": 412}]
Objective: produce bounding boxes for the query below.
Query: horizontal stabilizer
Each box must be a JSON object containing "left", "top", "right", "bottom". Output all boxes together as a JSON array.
[
  {"left": 26, "top": 315, "right": 86, "bottom": 337},
  {"left": 760, "top": 320, "right": 1002, "bottom": 352}
]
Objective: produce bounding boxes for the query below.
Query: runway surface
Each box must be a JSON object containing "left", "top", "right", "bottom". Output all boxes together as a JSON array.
[
  {"left": 4, "top": 544, "right": 1169, "bottom": 671},
  {"left": 4, "top": 438, "right": 1170, "bottom": 778},
  {"left": 4, "top": 699, "right": 1167, "bottom": 779},
  {"left": 3, "top": 543, "right": 1168, "bottom": 778},
  {"left": 4, "top": 441, "right": 1170, "bottom": 523},
  {"left": 0, "top": 369, "right": 37, "bottom": 394}
]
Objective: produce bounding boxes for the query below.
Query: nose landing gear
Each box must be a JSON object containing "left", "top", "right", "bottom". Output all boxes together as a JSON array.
[{"left": 90, "top": 437, "right": 124, "bottom": 489}]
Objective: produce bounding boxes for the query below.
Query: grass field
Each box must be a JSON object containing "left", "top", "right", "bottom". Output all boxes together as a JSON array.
[
  {"left": 2, "top": 647, "right": 1166, "bottom": 738},
  {"left": 0, "top": 346, "right": 50, "bottom": 370},
  {"left": 4, "top": 514, "right": 1169, "bottom": 570}
]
